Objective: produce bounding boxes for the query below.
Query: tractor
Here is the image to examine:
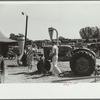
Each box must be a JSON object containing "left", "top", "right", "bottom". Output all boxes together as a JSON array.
[
  {"left": 87, "top": 42, "right": 100, "bottom": 59},
  {"left": 37, "top": 27, "right": 96, "bottom": 76}
]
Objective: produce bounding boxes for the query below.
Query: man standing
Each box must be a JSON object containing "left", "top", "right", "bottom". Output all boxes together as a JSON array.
[
  {"left": 26, "top": 45, "right": 33, "bottom": 72},
  {"left": 50, "top": 40, "right": 61, "bottom": 75}
]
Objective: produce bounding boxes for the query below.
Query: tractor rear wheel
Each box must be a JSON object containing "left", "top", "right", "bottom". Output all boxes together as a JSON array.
[
  {"left": 37, "top": 58, "right": 51, "bottom": 73},
  {"left": 70, "top": 50, "right": 96, "bottom": 76}
]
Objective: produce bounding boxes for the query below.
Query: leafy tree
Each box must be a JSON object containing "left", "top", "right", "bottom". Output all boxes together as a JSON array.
[
  {"left": 9, "top": 33, "right": 24, "bottom": 40},
  {"left": 18, "top": 33, "right": 24, "bottom": 37},
  {"left": 59, "top": 36, "right": 65, "bottom": 40},
  {"left": 79, "top": 26, "right": 100, "bottom": 39},
  {"left": 91, "top": 26, "right": 100, "bottom": 38},
  {"left": 9, "top": 33, "right": 18, "bottom": 40}
]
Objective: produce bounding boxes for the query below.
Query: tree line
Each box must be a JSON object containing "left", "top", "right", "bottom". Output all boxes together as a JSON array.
[{"left": 9, "top": 26, "right": 100, "bottom": 41}]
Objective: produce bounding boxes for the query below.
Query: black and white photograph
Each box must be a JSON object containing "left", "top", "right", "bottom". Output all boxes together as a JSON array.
[
  {"left": 0, "top": 1, "right": 100, "bottom": 84},
  {"left": 0, "top": 1, "right": 100, "bottom": 99}
]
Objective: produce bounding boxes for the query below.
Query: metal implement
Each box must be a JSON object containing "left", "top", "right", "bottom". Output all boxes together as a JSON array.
[{"left": 52, "top": 76, "right": 100, "bottom": 83}]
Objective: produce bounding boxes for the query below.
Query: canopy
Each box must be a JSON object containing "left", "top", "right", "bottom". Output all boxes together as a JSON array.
[{"left": 0, "top": 31, "right": 16, "bottom": 43}]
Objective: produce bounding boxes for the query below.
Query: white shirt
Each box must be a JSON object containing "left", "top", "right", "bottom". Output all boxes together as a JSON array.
[{"left": 52, "top": 44, "right": 58, "bottom": 56}]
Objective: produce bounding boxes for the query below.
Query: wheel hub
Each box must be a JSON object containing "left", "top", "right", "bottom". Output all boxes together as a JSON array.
[{"left": 76, "top": 57, "right": 89, "bottom": 72}]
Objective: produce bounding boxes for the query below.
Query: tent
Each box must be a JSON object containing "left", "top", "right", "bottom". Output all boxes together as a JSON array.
[
  {"left": 0, "top": 31, "right": 17, "bottom": 57},
  {"left": 0, "top": 31, "right": 16, "bottom": 43}
]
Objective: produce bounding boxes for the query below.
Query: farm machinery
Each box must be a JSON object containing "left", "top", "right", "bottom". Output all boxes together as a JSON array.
[
  {"left": 16, "top": 25, "right": 97, "bottom": 76},
  {"left": 37, "top": 27, "right": 96, "bottom": 76},
  {"left": 87, "top": 42, "right": 100, "bottom": 59}
]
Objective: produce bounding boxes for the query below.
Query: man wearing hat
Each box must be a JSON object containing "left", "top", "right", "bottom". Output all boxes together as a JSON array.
[{"left": 50, "top": 40, "right": 62, "bottom": 75}]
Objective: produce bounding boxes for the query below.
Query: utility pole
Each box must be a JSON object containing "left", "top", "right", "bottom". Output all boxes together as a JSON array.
[{"left": 22, "top": 12, "right": 28, "bottom": 49}]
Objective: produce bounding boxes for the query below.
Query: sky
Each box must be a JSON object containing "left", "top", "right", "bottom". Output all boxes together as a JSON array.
[{"left": 0, "top": 1, "right": 100, "bottom": 41}]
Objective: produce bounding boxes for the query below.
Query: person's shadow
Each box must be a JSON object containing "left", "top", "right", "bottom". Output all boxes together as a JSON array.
[
  {"left": 9, "top": 70, "right": 41, "bottom": 75},
  {"left": 9, "top": 70, "right": 53, "bottom": 76}
]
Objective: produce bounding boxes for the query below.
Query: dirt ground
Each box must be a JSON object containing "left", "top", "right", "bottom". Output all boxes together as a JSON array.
[{"left": 3, "top": 58, "right": 100, "bottom": 83}]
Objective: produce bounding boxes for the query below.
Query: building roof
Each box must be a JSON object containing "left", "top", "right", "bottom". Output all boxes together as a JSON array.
[{"left": 0, "top": 31, "right": 16, "bottom": 43}]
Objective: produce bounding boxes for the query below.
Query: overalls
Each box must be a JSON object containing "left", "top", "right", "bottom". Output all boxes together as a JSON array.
[{"left": 52, "top": 45, "right": 61, "bottom": 75}]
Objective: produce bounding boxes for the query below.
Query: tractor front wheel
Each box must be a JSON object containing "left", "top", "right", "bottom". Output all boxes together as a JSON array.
[{"left": 37, "top": 58, "right": 51, "bottom": 73}]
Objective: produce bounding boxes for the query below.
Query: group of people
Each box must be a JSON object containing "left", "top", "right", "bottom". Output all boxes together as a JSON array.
[{"left": 25, "top": 41, "right": 62, "bottom": 76}]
